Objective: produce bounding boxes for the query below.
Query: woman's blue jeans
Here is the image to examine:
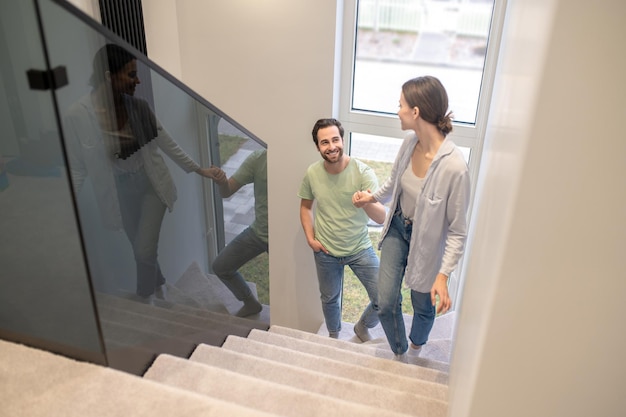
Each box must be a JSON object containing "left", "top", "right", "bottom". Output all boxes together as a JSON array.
[
  {"left": 313, "top": 247, "right": 380, "bottom": 334},
  {"left": 116, "top": 169, "right": 167, "bottom": 297},
  {"left": 378, "top": 212, "right": 435, "bottom": 354}
]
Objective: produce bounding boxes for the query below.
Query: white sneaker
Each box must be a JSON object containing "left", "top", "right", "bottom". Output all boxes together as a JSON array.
[
  {"left": 393, "top": 352, "right": 408, "bottom": 363},
  {"left": 408, "top": 344, "right": 422, "bottom": 357},
  {"left": 134, "top": 294, "right": 154, "bottom": 305},
  {"left": 154, "top": 284, "right": 168, "bottom": 301}
]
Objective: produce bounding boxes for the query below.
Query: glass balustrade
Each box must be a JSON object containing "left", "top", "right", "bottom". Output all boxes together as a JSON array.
[{"left": 0, "top": 0, "right": 268, "bottom": 374}]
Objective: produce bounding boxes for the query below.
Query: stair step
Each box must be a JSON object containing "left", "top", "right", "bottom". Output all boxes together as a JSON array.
[
  {"left": 144, "top": 353, "right": 410, "bottom": 417},
  {"left": 222, "top": 335, "right": 449, "bottom": 396},
  {"left": 104, "top": 339, "right": 194, "bottom": 376},
  {"left": 189, "top": 343, "right": 446, "bottom": 416},
  {"left": 316, "top": 313, "right": 456, "bottom": 365},
  {"left": 97, "top": 292, "right": 267, "bottom": 331},
  {"left": 1, "top": 339, "right": 275, "bottom": 417},
  {"left": 268, "top": 325, "right": 450, "bottom": 373},
  {"left": 98, "top": 300, "right": 253, "bottom": 338},
  {"left": 246, "top": 329, "right": 448, "bottom": 384},
  {"left": 97, "top": 305, "right": 231, "bottom": 347},
  {"left": 152, "top": 297, "right": 270, "bottom": 330}
]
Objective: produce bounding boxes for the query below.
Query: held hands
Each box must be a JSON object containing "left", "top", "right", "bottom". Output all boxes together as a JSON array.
[
  {"left": 352, "top": 189, "right": 376, "bottom": 208},
  {"left": 431, "top": 273, "right": 452, "bottom": 315},
  {"left": 197, "top": 166, "right": 228, "bottom": 184}
]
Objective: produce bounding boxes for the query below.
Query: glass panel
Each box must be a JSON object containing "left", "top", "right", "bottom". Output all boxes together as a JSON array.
[
  {"left": 213, "top": 119, "right": 269, "bottom": 305},
  {"left": 353, "top": 0, "right": 494, "bottom": 124},
  {"left": 0, "top": 0, "right": 103, "bottom": 361},
  {"left": 37, "top": 0, "right": 268, "bottom": 372}
]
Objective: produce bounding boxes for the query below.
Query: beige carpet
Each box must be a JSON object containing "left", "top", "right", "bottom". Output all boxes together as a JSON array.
[
  {"left": 222, "top": 335, "right": 449, "bottom": 396},
  {"left": 145, "top": 354, "right": 410, "bottom": 417},
  {"left": 315, "top": 311, "right": 457, "bottom": 366},
  {"left": 0, "top": 339, "right": 273, "bottom": 417},
  {"left": 2, "top": 314, "right": 450, "bottom": 417}
]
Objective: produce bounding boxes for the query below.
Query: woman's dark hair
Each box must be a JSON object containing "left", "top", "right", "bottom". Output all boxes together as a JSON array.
[
  {"left": 311, "top": 118, "right": 344, "bottom": 146},
  {"left": 89, "top": 44, "right": 136, "bottom": 87},
  {"left": 402, "top": 76, "right": 454, "bottom": 136}
]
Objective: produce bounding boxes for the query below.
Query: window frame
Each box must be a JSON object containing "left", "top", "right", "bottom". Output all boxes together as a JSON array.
[{"left": 337, "top": 0, "right": 509, "bottom": 302}]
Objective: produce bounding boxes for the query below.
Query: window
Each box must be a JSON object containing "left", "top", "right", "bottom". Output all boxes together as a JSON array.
[
  {"left": 338, "top": 0, "right": 506, "bottom": 308},
  {"left": 350, "top": 0, "right": 495, "bottom": 124}
]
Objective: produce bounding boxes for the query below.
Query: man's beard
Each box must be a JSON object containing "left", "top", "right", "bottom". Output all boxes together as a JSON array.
[{"left": 322, "top": 148, "right": 343, "bottom": 163}]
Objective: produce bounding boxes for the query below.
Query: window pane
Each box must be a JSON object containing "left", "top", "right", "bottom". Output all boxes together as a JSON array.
[
  {"left": 353, "top": 0, "right": 494, "bottom": 124},
  {"left": 350, "top": 132, "right": 470, "bottom": 171}
]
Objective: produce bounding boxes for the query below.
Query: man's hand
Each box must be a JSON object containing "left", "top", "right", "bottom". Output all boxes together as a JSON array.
[
  {"left": 308, "top": 239, "right": 329, "bottom": 254},
  {"left": 352, "top": 190, "right": 375, "bottom": 208},
  {"left": 196, "top": 166, "right": 227, "bottom": 183}
]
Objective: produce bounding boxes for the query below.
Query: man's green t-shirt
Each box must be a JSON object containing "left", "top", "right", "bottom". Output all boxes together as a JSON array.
[
  {"left": 232, "top": 149, "right": 268, "bottom": 243},
  {"left": 298, "top": 158, "right": 378, "bottom": 257}
]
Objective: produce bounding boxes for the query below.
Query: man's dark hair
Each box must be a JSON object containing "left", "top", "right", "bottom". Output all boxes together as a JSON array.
[{"left": 311, "top": 118, "right": 344, "bottom": 146}]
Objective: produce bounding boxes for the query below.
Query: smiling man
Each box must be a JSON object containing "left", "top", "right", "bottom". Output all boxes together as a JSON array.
[{"left": 298, "top": 118, "right": 386, "bottom": 340}]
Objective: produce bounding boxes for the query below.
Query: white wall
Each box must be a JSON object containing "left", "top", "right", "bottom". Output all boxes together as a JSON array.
[
  {"left": 143, "top": 0, "right": 341, "bottom": 331},
  {"left": 65, "top": 0, "right": 100, "bottom": 22},
  {"left": 143, "top": 1, "right": 626, "bottom": 414},
  {"left": 450, "top": 0, "right": 626, "bottom": 416},
  {"left": 142, "top": 0, "right": 182, "bottom": 79}
]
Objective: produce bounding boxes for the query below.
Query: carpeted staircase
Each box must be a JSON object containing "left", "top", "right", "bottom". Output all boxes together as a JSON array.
[
  {"left": 1, "top": 260, "right": 454, "bottom": 417},
  {"left": 89, "top": 260, "right": 270, "bottom": 375},
  {"left": 96, "top": 290, "right": 269, "bottom": 375},
  {"left": 1, "top": 301, "right": 453, "bottom": 417}
]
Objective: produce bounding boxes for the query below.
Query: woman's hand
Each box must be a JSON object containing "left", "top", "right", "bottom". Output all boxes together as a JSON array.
[
  {"left": 197, "top": 166, "right": 227, "bottom": 183},
  {"left": 352, "top": 190, "right": 375, "bottom": 208},
  {"left": 431, "top": 273, "right": 451, "bottom": 314}
]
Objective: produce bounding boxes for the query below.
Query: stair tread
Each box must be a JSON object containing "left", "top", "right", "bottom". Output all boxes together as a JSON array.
[
  {"left": 222, "top": 335, "right": 449, "bottom": 391},
  {"left": 100, "top": 315, "right": 227, "bottom": 342},
  {"left": 146, "top": 353, "right": 431, "bottom": 417},
  {"left": 314, "top": 312, "right": 456, "bottom": 365},
  {"left": 191, "top": 343, "right": 448, "bottom": 411},
  {"left": 97, "top": 299, "right": 254, "bottom": 337},
  {"left": 246, "top": 329, "right": 448, "bottom": 383},
  {"left": 98, "top": 305, "right": 232, "bottom": 341},
  {"left": 0, "top": 339, "right": 276, "bottom": 417},
  {"left": 269, "top": 325, "right": 450, "bottom": 373},
  {"left": 97, "top": 292, "right": 268, "bottom": 331}
]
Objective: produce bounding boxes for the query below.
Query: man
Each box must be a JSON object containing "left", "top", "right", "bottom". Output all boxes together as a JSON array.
[
  {"left": 208, "top": 148, "right": 267, "bottom": 317},
  {"left": 298, "top": 118, "right": 386, "bottom": 340}
]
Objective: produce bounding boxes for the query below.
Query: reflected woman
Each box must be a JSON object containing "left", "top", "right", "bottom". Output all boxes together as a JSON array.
[{"left": 64, "top": 44, "right": 213, "bottom": 301}]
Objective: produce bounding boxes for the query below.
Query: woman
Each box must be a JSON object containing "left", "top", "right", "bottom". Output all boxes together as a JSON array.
[
  {"left": 64, "top": 44, "right": 214, "bottom": 301},
  {"left": 353, "top": 76, "right": 471, "bottom": 359}
]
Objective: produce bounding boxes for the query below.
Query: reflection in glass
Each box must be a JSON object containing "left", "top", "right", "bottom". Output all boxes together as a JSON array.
[
  {"left": 0, "top": 0, "right": 269, "bottom": 374},
  {"left": 210, "top": 120, "right": 269, "bottom": 311},
  {"left": 62, "top": 44, "right": 213, "bottom": 302},
  {"left": 353, "top": 0, "right": 494, "bottom": 124}
]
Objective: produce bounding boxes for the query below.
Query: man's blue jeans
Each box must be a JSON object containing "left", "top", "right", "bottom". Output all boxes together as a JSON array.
[
  {"left": 378, "top": 212, "right": 435, "bottom": 354},
  {"left": 313, "top": 247, "right": 380, "bottom": 334},
  {"left": 212, "top": 227, "right": 268, "bottom": 301}
]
